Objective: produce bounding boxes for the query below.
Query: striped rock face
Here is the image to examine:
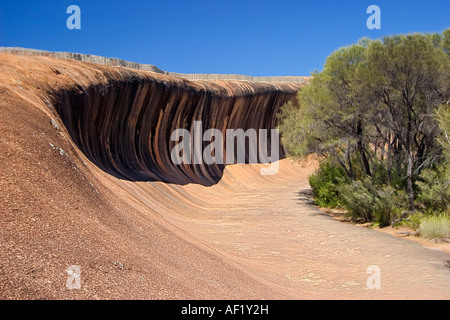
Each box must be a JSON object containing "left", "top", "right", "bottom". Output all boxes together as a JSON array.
[{"left": 1, "top": 52, "right": 303, "bottom": 185}]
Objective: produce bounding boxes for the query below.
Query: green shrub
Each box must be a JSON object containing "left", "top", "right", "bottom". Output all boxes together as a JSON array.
[
  {"left": 415, "top": 166, "right": 450, "bottom": 214},
  {"left": 307, "top": 155, "right": 405, "bottom": 225},
  {"left": 308, "top": 158, "right": 347, "bottom": 208},
  {"left": 339, "top": 179, "right": 374, "bottom": 222},
  {"left": 313, "top": 181, "right": 340, "bottom": 208},
  {"left": 369, "top": 157, "right": 389, "bottom": 188},
  {"left": 418, "top": 214, "right": 450, "bottom": 239},
  {"left": 402, "top": 212, "right": 425, "bottom": 230},
  {"left": 340, "top": 179, "right": 406, "bottom": 225},
  {"left": 373, "top": 186, "right": 396, "bottom": 227}
]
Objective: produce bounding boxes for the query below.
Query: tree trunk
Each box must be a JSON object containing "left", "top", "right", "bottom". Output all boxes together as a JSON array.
[
  {"left": 406, "top": 152, "right": 415, "bottom": 211},
  {"left": 345, "top": 143, "right": 354, "bottom": 180},
  {"left": 387, "top": 132, "right": 392, "bottom": 185},
  {"left": 335, "top": 153, "right": 352, "bottom": 181},
  {"left": 405, "top": 98, "right": 415, "bottom": 211},
  {"left": 359, "top": 147, "right": 372, "bottom": 177},
  {"left": 357, "top": 121, "right": 371, "bottom": 176}
]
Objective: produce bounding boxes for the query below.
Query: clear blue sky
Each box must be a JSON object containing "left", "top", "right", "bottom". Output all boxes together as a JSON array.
[{"left": 1, "top": 0, "right": 449, "bottom": 76}]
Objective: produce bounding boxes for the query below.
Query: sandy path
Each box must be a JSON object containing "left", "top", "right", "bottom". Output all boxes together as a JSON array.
[{"left": 108, "top": 159, "right": 450, "bottom": 300}]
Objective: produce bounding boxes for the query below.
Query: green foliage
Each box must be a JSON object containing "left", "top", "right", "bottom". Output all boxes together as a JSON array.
[
  {"left": 435, "top": 104, "right": 450, "bottom": 181},
  {"left": 418, "top": 214, "right": 450, "bottom": 239},
  {"left": 279, "top": 29, "right": 450, "bottom": 230},
  {"left": 373, "top": 186, "right": 397, "bottom": 227},
  {"left": 339, "top": 179, "right": 374, "bottom": 222},
  {"left": 313, "top": 181, "right": 341, "bottom": 208},
  {"left": 308, "top": 157, "right": 347, "bottom": 208},
  {"left": 402, "top": 212, "right": 450, "bottom": 240},
  {"left": 307, "top": 156, "right": 408, "bottom": 226},
  {"left": 441, "top": 28, "right": 450, "bottom": 56},
  {"left": 339, "top": 179, "right": 406, "bottom": 226},
  {"left": 415, "top": 166, "right": 450, "bottom": 214},
  {"left": 277, "top": 100, "right": 309, "bottom": 157},
  {"left": 402, "top": 212, "right": 425, "bottom": 230}
]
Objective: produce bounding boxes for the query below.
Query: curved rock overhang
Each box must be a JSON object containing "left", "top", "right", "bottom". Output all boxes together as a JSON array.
[{"left": 1, "top": 51, "right": 304, "bottom": 185}]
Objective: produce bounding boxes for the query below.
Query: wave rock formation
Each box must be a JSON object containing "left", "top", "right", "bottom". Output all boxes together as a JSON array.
[{"left": 1, "top": 49, "right": 304, "bottom": 185}]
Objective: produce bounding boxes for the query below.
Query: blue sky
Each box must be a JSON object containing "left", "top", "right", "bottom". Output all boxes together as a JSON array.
[{"left": 1, "top": 0, "right": 449, "bottom": 76}]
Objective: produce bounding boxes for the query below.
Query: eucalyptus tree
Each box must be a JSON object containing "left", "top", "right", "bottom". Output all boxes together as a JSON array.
[
  {"left": 278, "top": 29, "right": 450, "bottom": 213},
  {"left": 279, "top": 42, "right": 373, "bottom": 180},
  {"left": 365, "top": 33, "right": 450, "bottom": 210}
]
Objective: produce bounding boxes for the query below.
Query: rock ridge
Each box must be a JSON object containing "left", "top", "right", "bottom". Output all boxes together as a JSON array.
[{"left": 0, "top": 47, "right": 309, "bottom": 84}]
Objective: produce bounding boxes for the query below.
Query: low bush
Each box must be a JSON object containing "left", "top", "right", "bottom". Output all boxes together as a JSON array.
[
  {"left": 307, "top": 155, "right": 449, "bottom": 231},
  {"left": 339, "top": 178, "right": 407, "bottom": 226},
  {"left": 339, "top": 179, "right": 374, "bottom": 222},
  {"left": 418, "top": 214, "right": 450, "bottom": 240},
  {"left": 308, "top": 157, "right": 347, "bottom": 208},
  {"left": 402, "top": 212, "right": 425, "bottom": 230},
  {"left": 373, "top": 185, "right": 400, "bottom": 227},
  {"left": 415, "top": 166, "right": 450, "bottom": 214}
]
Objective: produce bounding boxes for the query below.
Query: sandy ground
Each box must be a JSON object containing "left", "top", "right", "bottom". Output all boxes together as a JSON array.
[
  {"left": 112, "top": 159, "right": 449, "bottom": 300},
  {"left": 318, "top": 207, "right": 450, "bottom": 254},
  {"left": 0, "top": 54, "right": 449, "bottom": 300}
]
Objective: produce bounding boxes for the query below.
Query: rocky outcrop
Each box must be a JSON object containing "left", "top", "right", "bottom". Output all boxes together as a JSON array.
[{"left": 1, "top": 51, "right": 304, "bottom": 185}]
